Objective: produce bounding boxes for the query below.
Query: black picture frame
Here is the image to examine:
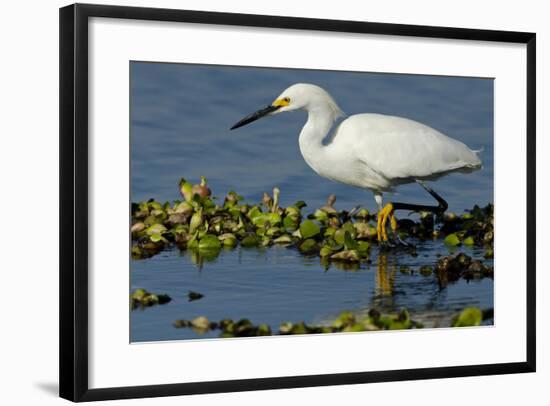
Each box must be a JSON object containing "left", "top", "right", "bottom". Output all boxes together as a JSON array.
[{"left": 59, "top": 3, "right": 536, "bottom": 402}]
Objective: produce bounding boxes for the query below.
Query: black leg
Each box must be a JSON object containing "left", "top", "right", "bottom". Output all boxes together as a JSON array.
[{"left": 391, "top": 180, "right": 448, "bottom": 215}]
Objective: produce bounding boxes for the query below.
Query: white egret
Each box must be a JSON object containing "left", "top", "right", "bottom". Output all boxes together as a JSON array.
[{"left": 230, "top": 83, "right": 482, "bottom": 245}]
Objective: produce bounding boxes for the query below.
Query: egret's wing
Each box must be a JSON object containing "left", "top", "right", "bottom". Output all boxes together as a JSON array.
[{"left": 336, "top": 114, "right": 481, "bottom": 180}]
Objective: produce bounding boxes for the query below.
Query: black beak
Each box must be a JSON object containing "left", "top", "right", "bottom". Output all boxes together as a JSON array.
[{"left": 230, "top": 105, "right": 281, "bottom": 130}]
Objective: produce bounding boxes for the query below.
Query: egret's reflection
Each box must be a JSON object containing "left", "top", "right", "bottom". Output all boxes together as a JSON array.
[{"left": 373, "top": 254, "right": 396, "bottom": 307}]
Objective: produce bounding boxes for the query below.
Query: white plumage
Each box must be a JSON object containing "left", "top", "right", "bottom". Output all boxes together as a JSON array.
[
  {"left": 271, "top": 83, "right": 481, "bottom": 193},
  {"left": 319, "top": 113, "right": 481, "bottom": 191}
]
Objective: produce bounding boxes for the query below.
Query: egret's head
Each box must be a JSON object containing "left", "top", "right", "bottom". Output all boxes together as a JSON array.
[
  {"left": 272, "top": 83, "right": 343, "bottom": 116},
  {"left": 230, "top": 83, "right": 343, "bottom": 130}
]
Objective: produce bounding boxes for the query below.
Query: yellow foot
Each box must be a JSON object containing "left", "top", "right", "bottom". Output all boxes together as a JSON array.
[{"left": 376, "top": 203, "right": 398, "bottom": 242}]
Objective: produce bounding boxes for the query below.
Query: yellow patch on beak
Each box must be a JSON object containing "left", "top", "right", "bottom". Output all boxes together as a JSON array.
[{"left": 272, "top": 98, "right": 290, "bottom": 107}]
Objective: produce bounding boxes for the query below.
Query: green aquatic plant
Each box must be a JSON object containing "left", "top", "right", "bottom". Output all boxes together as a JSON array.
[
  {"left": 451, "top": 307, "right": 483, "bottom": 327},
  {"left": 131, "top": 288, "right": 171, "bottom": 309},
  {"left": 179, "top": 178, "right": 194, "bottom": 202},
  {"left": 131, "top": 178, "right": 493, "bottom": 266},
  {"left": 173, "top": 304, "right": 493, "bottom": 338},
  {"left": 444, "top": 233, "right": 461, "bottom": 246},
  {"left": 463, "top": 236, "right": 475, "bottom": 246},
  {"left": 198, "top": 234, "right": 221, "bottom": 250},
  {"left": 299, "top": 219, "right": 321, "bottom": 239},
  {"left": 173, "top": 307, "right": 429, "bottom": 338}
]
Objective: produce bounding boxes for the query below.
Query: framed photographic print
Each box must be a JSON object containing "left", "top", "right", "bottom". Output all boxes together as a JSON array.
[{"left": 59, "top": 3, "right": 536, "bottom": 402}]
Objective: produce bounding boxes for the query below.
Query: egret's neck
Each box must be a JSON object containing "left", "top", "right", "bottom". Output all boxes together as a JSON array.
[{"left": 298, "top": 107, "right": 336, "bottom": 175}]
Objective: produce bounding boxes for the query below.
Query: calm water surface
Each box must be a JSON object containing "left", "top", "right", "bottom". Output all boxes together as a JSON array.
[
  {"left": 130, "top": 63, "right": 494, "bottom": 342},
  {"left": 131, "top": 243, "right": 493, "bottom": 342}
]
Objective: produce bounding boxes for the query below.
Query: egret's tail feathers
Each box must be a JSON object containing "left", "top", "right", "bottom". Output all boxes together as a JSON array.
[
  {"left": 473, "top": 146, "right": 484, "bottom": 161},
  {"left": 466, "top": 161, "right": 483, "bottom": 170},
  {"left": 474, "top": 147, "right": 485, "bottom": 168},
  {"left": 473, "top": 146, "right": 485, "bottom": 155},
  {"left": 465, "top": 147, "right": 483, "bottom": 169}
]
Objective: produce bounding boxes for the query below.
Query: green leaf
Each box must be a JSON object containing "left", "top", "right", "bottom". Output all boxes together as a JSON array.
[
  {"left": 149, "top": 233, "right": 167, "bottom": 243},
  {"left": 265, "top": 212, "right": 282, "bottom": 226},
  {"left": 444, "top": 233, "right": 461, "bottom": 246},
  {"left": 187, "top": 234, "right": 199, "bottom": 249},
  {"left": 283, "top": 216, "right": 299, "bottom": 231},
  {"left": 218, "top": 233, "right": 237, "bottom": 247},
  {"left": 332, "top": 311, "right": 355, "bottom": 328},
  {"left": 319, "top": 246, "right": 333, "bottom": 257},
  {"left": 343, "top": 323, "right": 365, "bottom": 332},
  {"left": 333, "top": 228, "right": 346, "bottom": 245},
  {"left": 148, "top": 201, "right": 163, "bottom": 211},
  {"left": 314, "top": 209, "right": 329, "bottom": 222},
  {"left": 198, "top": 234, "right": 222, "bottom": 250},
  {"left": 452, "top": 307, "right": 482, "bottom": 327},
  {"left": 179, "top": 178, "right": 194, "bottom": 202},
  {"left": 299, "top": 220, "right": 320, "bottom": 239},
  {"left": 145, "top": 223, "right": 167, "bottom": 236},
  {"left": 299, "top": 238, "right": 317, "bottom": 252},
  {"left": 189, "top": 210, "right": 203, "bottom": 233},
  {"left": 131, "top": 288, "right": 147, "bottom": 301},
  {"left": 131, "top": 288, "right": 171, "bottom": 308},
  {"left": 324, "top": 227, "right": 337, "bottom": 237},
  {"left": 252, "top": 212, "right": 282, "bottom": 228},
  {"left": 257, "top": 324, "right": 271, "bottom": 336},
  {"left": 357, "top": 241, "right": 370, "bottom": 252},
  {"left": 343, "top": 231, "right": 358, "bottom": 250},
  {"left": 241, "top": 234, "right": 260, "bottom": 247},
  {"left": 247, "top": 206, "right": 263, "bottom": 221},
  {"left": 341, "top": 222, "right": 357, "bottom": 239},
  {"left": 463, "top": 236, "right": 475, "bottom": 246}
]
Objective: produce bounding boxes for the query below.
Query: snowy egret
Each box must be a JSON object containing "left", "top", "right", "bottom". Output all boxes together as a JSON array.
[{"left": 230, "top": 83, "right": 482, "bottom": 245}]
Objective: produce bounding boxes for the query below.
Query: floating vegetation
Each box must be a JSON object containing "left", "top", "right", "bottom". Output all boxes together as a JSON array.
[
  {"left": 173, "top": 305, "right": 492, "bottom": 338},
  {"left": 173, "top": 308, "right": 424, "bottom": 337},
  {"left": 130, "top": 288, "right": 171, "bottom": 310},
  {"left": 130, "top": 177, "right": 494, "bottom": 267},
  {"left": 130, "top": 178, "right": 495, "bottom": 341},
  {"left": 419, "top": 265, "right": 433, "bottom": 276},
  {"left": 435, "top": 252, "right": 494, "bottom": 287},
  {"left": 451, "top": 307, "right": 483, "bottom": 327},
  {"left": 188, "top": 291, "right": 204, "bottom": 301},
  {"left": 444, "top": 233, "right": 461, "bottom": 246}
]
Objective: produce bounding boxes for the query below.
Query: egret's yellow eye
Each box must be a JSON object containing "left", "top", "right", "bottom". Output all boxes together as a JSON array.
[{"left": 273, "top": 97, "right": 290, "bottom": 107}]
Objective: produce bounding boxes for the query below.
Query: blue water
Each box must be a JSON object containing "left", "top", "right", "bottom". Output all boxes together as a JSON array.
[
  {"left": 130, "top": 62, "right": 494, "bottom": 342},
  {"left": 131, "top": 244, "right": 493, "bottom": 342},
  {"left": 130, "top": 62, "right": 493, "bottom": 212}
]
